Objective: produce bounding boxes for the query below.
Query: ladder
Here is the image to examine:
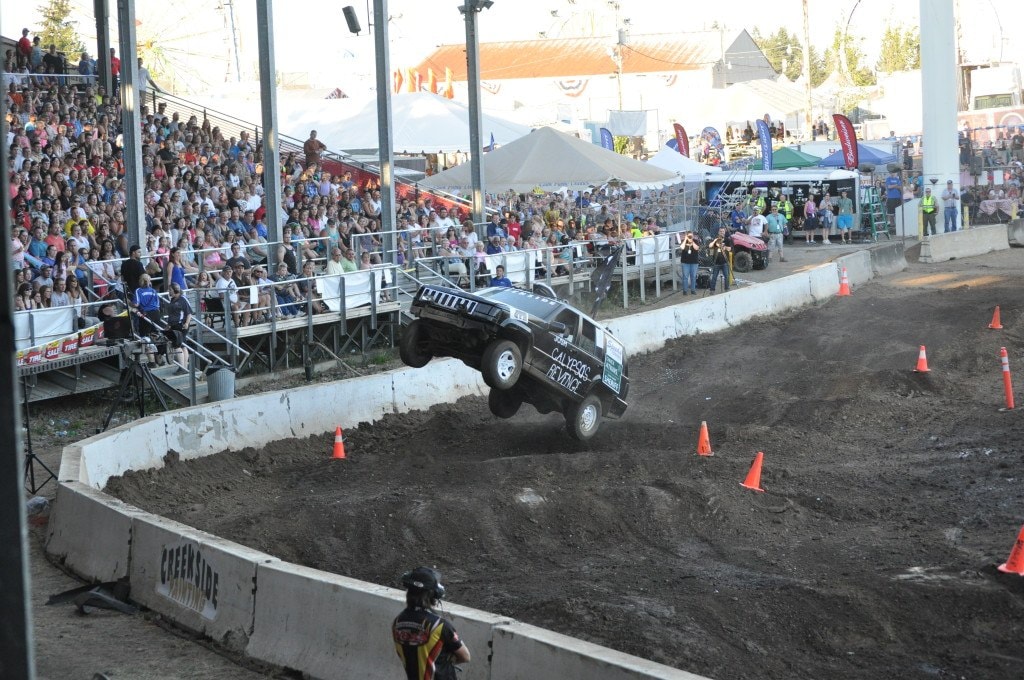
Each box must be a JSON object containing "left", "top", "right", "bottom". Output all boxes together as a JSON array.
[{"left": 860, "top": 185, "right": 891, "bottom": 242}]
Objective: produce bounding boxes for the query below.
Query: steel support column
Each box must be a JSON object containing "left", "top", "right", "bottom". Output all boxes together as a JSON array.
[
  {"left": 256, "top": 0, "right": 284, "bottom": 265},
  {"left": 94, "top": 0, "right": 112, "bottom": 93},
  {"left": 0, "top": 5, "right": 35, "bottom": 674},
  {"left": 116, "top": 0, "right": 147, "bottom": 250},
  {"left": 373, "top": 0, "right": 397, "bottom": 264}
]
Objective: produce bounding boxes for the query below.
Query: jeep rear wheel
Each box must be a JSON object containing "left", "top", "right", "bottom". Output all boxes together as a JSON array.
[
  {"left": 399, "top": 319, "right": 432, "bottom": 368},
  {"left": 732, "top": 250, "right": 753, "bottom": 273},
  {"left": 565, "top": 394, "right": 603, "bottom": 441},
  {"left": 481, "top": 339, "right": 522, "bottom": 390},
  {"left": 488, "top": 388, "right": 522, "bottom": 419}
]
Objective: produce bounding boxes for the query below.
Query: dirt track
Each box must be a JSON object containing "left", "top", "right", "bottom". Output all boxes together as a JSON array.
[{"left": 109, "top": 250, "right": 1024, "bottom": 680}]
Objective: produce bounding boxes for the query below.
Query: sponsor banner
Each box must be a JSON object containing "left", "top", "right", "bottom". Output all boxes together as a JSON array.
[
  {"left": 16, "top": 321, "right": 104, "bottom": 367},
  {"left": 79, "top": 325, "right": 97, "bottom": 349},
  {"left": 673, "top": 123, "right": 690, "bottom": 157},
  {"left": 61, "top": 335, "right": 79, "bottom": 354},
  {"left": 44, "top": 339, "right": 62, "bottom": 361},
  {"left": 700, "top": 127, "right": 724, "bottom": 152},
  {"left": 832, "top": 113, "right": 859, "bottom": 169},
  {"left": 599, "top": 127, "right": 614, "bottom": 151},
  {"left": 158, "top": 541, "right": 221, "bottom": 620},
  {"left": 756, "top": 119, "right": 773, "bottom": 171}
]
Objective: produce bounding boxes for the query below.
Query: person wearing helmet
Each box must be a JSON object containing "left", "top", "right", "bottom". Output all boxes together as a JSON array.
[{"left": 392, "top": 567, "right": 470, "bottom": 680}]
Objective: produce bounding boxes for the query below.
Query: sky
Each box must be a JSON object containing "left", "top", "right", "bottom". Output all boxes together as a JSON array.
[{"left": 2, "top": 0, "right": 1021, "bottom": 89}]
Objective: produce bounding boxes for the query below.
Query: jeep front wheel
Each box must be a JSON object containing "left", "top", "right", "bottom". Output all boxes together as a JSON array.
[
  {"left": 488, "top": 388, "right": 522, "bottom": 419},
  {"left": 732, "top": 250, "right": 753, "bottom": 273},
  {"left": 399, "top": 319, "right": 432, "bottom": 368},
  {"left": 481, "top": 339, "right": 522, "bottom": 390},
  {"left": 565, "top": 394, "right": 603, "bottom": 441}
]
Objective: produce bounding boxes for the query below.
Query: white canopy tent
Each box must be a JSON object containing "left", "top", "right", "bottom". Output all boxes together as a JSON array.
[
  {"left": 420, "top": 126, "right": 679, "bottom": 193},
  {"left": 646, "top": 147, "right": 723, "bottom": 182},
  {"left": 312, "top": 92, "right": 532, "bottom": 155}
]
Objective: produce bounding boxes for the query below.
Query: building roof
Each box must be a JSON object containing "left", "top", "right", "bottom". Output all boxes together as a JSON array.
[{"left": 415, "top": 31, "right": 738, "bottom": 81}]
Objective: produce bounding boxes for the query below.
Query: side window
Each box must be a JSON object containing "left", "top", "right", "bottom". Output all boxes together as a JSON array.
[
  {"left": 579, "top": 319, "right": 598, "bottom": 357},
  {"left": 553, "top": 309, "right": 578, "bottom": 342}
]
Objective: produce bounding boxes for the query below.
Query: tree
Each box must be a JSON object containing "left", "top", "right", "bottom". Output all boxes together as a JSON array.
[
  {"left": 752, "top": 27, "right": 827, "bottom": 86},
  {"left": 36, "top": 0, "right": 86, "bottom": 59},
  {"left": 876, "top": 23, "right": 920, "bottom": 74},
  {"left": 823, "top": 27, "right": 876, "bottom": 86}
]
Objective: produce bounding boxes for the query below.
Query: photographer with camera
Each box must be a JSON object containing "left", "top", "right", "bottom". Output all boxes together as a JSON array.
[
  {"left": 677, "top": 229, "right": 701, "bottom": 295},
  {"left": 707, "top": 226, "right": 733, "bottom": 294},
  {"left": 392, "top": 567, "right": 470, "bottom": 680}
]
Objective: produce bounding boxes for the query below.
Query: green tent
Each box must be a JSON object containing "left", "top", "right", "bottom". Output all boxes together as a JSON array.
[{"left": 772, "top": 147, "right": 822, "bottom": 169}]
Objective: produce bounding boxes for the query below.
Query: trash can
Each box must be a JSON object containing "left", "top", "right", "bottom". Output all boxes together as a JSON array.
[{"left": 205, "top": 365, "right": 236, "bottom": 401}]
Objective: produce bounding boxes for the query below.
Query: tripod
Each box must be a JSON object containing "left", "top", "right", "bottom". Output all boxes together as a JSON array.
[
  {"left": 99, "top": 344, "right": 169, "bottom": 433},
  {"left": 22, "top": 377, "right": 57, "bottom": 494}
]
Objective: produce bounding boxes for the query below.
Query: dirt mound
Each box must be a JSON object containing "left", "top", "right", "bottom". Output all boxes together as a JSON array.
[{"left": 108, "top": 253, "right": 1024, "bottom": 680}]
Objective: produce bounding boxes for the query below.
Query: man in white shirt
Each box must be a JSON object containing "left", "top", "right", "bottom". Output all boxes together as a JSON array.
[
  {"left": 941, "top": 179, "right": 960, "bottom": 232},
  {"left": 747, "top": 207, "right": 767, "bottom": 239},
  {"left": 215, "top": 264, "right": 244, "bottom": 326}
]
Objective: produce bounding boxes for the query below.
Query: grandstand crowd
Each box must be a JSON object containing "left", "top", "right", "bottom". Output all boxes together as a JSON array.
[{"left": 5, "top": 33, "right": 691, "bottom": 334}]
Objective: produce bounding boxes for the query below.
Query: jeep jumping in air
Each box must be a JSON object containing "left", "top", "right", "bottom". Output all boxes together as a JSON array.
[{"left": 400, "top": 284, "right": 629, "bottom": 441}]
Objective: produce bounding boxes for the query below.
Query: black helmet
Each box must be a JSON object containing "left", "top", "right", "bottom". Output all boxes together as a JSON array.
[{"left": 401, "top": 567, "right": 446, "bottom": 600}]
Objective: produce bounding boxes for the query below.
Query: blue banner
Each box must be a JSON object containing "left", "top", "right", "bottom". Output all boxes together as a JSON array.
[
  {"left": 599, "top": 128, "right": 614, "bottom": 151},
  {"left": 755, "top": 119, "right": 773, "bottom": 171}
]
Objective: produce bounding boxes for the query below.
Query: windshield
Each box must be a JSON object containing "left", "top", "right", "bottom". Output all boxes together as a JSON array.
[{"left": 476, "top": 287, "right": 562, "bottom": 321}]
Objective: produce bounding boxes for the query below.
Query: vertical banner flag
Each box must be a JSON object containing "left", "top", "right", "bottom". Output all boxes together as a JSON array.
[
  {"left": 392, "top": 69, "right": 404, "bottom": 94},
  {"left": 832, "top": 114, "right": 859, "bottom": 169},
  {"left": 672, "top": 123, "right": 690, "bottom": 157},
  {"left": 590, "top": 245, "right": 625, "bottom": 316},
  {"left": 599, "top": 128, "right": 614, "bottom": 151},
  {"left": 405, "top": 67, "right": 416, "bottom": 93},
  {"left": 444, "top": 67, "right": 454, "bottom": 99},
  {"left": 427, "top": 68, "right": 437, "bottom": 94},
  {"left": 484, "top": 132, "right": 496, "bottom": 152},
  {"left": 755, "top": 119, "right": 773, "bottom": 171}
]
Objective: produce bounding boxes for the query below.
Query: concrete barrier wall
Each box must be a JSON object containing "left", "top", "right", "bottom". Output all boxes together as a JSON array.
[
  {"left": 918, "top": 224, "right": 1009, "bottom": 263},
  {"left": 129, "top": 514, "right": 277, "bottom": 651},
  {"left": 50, "top": 253, "right": 909, "bottom": 680},
  {"left": 248, "top": 561, "right": 512, "bottom": 680},
  {"left": 837, "top": 251, "right": 872, "bottom": 286},
  {"left": 1006, "top": 219, "right": 1024, "bottom": 246},
  {"left": 808, "top": 262, "right": 840, "bottom": 300},
  {"left": 491, "top": 622, "right": 708, "bottom": 680},
  {"left": 78, "top": 414, "right": 168, "bottom": 488},
  {"left": 46, "top": 481, "right": 139, "bottom": 582},
  {"left": 868, "top": 241, "right": 908, "bottom": 277}
]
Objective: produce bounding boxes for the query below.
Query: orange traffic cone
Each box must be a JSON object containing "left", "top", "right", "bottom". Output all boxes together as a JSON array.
[
  {"left": 332, "top": 426, "right": 346, "bottom": 460},
  {"left": 740, "top": 452, "right": 765, "bottom": 492},
  {"left": 837, "top": 267, "right": 851, "bottom": 297},
  {"left": 913, "top": 345, "right": 931, "bottom": 373},
  {"left": 997, "top": 525, "right": 1024, "bottom": 575},
  {"left": 696, "top": 421, "right": 714, "bottom": 457},
  {"left": 989, "top": 306, "right": 1004, "bottom": 330}
]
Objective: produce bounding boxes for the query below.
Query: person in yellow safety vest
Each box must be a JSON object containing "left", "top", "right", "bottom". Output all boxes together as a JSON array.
[
  {"left": 779, "top": 196, "right": 795, "bottom": 222},
  {"left": 751, "top": 189, "right": 767, "bottom": 215},
  {"left": 920, "top": 186, "right": 937, "bottom": 236}
]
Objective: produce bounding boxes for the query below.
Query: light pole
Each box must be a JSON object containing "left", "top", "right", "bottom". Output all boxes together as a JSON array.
[
  {"left": 610, "top": 45, "right": 624, "bottom": 111},
  {"left": 459, "top": 0, "right": 494, "bottom": 229},
  {"left": 801, "top": 0, "right": 813, "bottom": 137}
]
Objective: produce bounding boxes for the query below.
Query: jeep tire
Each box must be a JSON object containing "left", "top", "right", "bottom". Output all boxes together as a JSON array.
[
  {"left": 481, "top": 339, "right": 522, "bottom": 390},
  {"left": 488, "top": 388, "right": 522, "bottom": 418},
  {"left": 399, "top": 319, "right": 432, "bottom": 368},
  {"left": 732, "top": 250, "right": 753, "bottom": 273},
  {"left": 565, "top": 394, "right": 603, "bottom": 441}
]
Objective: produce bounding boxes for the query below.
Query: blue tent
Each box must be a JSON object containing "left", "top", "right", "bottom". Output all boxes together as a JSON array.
[{"left": 819, "top": 143, "right": 897, "bottom": 168}]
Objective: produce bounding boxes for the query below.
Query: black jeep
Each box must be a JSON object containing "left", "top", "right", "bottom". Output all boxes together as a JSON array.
[{"left": 400, "top": 284, "right": 629, "bottom": 441}]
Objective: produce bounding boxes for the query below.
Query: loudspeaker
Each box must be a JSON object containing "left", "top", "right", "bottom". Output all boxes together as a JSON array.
[
  {"left": 103, "top": 315, "right": 132, "bottom": 340},
  {"left": 342, "top": 6, "right": 361, "bottom": 34}
]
